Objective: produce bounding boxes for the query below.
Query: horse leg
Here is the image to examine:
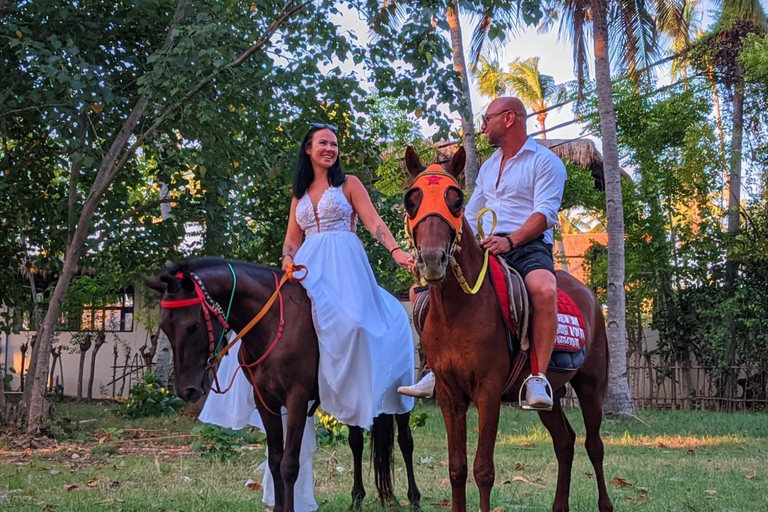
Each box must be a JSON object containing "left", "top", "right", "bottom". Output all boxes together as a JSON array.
[
  {"left": 280, "top": 398, "right": 309, "bottom": 512},
  {"left": 436, "top": 386, "right": 470, "bottom": 512},
  {"left": 395, "top": 412, "right": 422, "bottom": 510},
  {"left": 260, "top": 408, "right": 286, "bottom": 512},
  {"left": 571, "top": 376, "right": 613, "bottom": 512},
  {"left": 537, "top": 398, "right": 576, "bottom": 512},
  {"left": 473, "top": 392, "right": 502, "bottom": 512},
  {"left": 348, "top": 425, "right": 366, "bottom": 510}
]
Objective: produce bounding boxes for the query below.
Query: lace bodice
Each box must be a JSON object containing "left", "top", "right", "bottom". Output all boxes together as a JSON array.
[{"left": 296, "top": 185, "right": 357, "bottom": 236}]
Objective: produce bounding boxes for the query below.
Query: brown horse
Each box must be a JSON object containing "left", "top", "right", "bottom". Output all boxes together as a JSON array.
[
  {"left": 403, "top": 147, "right": 613, "bottom": 512},
  {"left": 145, "top": 258, "right": 421, "bottom": 512}
]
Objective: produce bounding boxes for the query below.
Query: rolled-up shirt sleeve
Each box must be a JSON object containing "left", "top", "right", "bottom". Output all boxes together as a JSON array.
[
  {"left": 532, "top": 155, "right": 567, "bottom": 229},
  {"left": 464, "top": 170, "right": 486, "bottom": 237}
]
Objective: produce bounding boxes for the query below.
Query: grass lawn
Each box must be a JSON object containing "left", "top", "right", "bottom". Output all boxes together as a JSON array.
[{"left": 1, "top": 401, "right": 767, "bottom": 511}]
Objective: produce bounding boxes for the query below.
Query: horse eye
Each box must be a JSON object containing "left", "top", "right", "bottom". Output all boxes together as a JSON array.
[
  {"left": 187, "top": 322, "right": 200, "bottom": 333},
  {"left": 446, "top": 187, "right": 464, "bottom": 215},
  {"left": 404, "top": 189, "right": 422, "bottom": 219}
]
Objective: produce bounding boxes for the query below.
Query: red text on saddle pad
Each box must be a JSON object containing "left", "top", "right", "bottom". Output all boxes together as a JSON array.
[{"left": 556, "top": 290, "right": 586, "bottom": 352}]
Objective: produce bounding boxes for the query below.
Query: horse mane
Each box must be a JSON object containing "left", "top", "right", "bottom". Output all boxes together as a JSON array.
[{"left": 164, "top": 257, "right": 279, "bottom": 280}]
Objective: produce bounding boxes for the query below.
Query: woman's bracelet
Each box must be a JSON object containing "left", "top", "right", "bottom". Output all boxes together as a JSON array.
[
  {"left": 282, "top": 253, "right": 294, "bottom": 260},
  {"left": 389, "top": 246, "right": 402, "bottom": 256}
]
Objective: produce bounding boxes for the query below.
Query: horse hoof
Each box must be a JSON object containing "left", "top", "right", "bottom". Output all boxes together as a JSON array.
[{"left": 598, "top": 500, "right": 614, "bottom": 512}]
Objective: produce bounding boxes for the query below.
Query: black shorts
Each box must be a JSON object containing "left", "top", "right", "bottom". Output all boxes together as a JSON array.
[{"left": 498, "top": 234, "right": 555, "bottom": 280}]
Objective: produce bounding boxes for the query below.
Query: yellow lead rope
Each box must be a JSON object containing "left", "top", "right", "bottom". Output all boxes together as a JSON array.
[{"left": 451, "top": 207, "right": 497, "bottom": 295}]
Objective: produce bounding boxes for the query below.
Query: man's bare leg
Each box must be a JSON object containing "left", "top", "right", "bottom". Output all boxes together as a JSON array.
[{"left": 523, "top": 269, "right": 557, "bottom": 410}]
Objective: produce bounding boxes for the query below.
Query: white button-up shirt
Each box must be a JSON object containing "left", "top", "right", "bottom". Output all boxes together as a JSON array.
[{"left": 465, "top": 137, "right": 567, "bottom": 245}]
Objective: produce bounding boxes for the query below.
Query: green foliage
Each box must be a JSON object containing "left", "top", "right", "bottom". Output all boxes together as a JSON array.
[
  {"left": 118, "top": 373, "right": 184, "bottom": 419},
  {"left": 409, "top": 412, "right": 428, "bottom": 430},
  {"left": 191, "top": 424, "right": 248, "bottom": 461},
  {"left": 741, "top": 33, "right": 768, "bottom": 84},
  {"left": 314, "top": 409, "right": 349, "bottom": 446},
  {"left": 41, "top": 416, "right": 88, "bottom": 442}
]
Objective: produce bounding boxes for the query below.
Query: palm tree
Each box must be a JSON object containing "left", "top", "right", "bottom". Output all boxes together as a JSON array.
[
  {"left": 542, "top": 0, "right": 685, "bottom": 415},
  {"left": 694, "top": 0, "right": 767, "bottom": 407},
  {"left": 476, "top": 56, "right": 566, "bottom": 137},
  {"left": 376, "top": 1, "right": 538, "bottom": 190}
]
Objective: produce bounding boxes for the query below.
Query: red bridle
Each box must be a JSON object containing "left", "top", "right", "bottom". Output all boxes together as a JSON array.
[
  {"left": 159, "top": 269, "right": 299, "bottom": 415},
  {"left": 161, "top": 272, "right": 231, "bottom": 370}
]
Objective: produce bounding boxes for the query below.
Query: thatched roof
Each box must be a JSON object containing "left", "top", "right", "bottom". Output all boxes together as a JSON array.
[{"left": 536, "top": 139, "right": 606, "bottom": 190}]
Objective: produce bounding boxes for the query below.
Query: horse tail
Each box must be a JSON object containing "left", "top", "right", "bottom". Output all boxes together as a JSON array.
[{"left": 370, "top": 413, "right": 396, "bottom": 503}]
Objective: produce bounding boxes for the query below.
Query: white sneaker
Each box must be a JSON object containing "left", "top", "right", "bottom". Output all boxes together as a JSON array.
[
  {"left": 524, "top": 374, "right": 553, "bottom": 411},
  {"left": 398, "top": 372, "right": 435, "bottom": 398}
]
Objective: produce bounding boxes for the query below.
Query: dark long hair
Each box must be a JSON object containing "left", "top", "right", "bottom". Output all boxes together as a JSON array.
[{"left": 292, "top": 126, "right": 346, "bottom": 198}]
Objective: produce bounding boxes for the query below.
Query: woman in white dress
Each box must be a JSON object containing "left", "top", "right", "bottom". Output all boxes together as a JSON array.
[
  {"left": 199, "top": 335, "right": 318, "bottom": 512},
  {"left": 281, "top": 123, "right": 416, "bottom": 429}
]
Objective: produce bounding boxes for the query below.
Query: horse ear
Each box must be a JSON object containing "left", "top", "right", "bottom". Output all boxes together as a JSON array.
[
  {"left": 180, "top": 274, "right": 195, "bottom": 293},
  {"left": 448, "top": 146, "right": 466, "bottom": 179},
  {"left": 160, "top": 274, "right": 181, "bottom": 293},
  {"left": 404, "top": 146, "right": 424, "bottom": 177},
  {"left": 144, "top": 277, "right": 167, "bottom": 294}
]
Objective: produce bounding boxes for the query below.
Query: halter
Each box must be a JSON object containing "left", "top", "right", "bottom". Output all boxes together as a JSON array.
[
  {"left": 160, "top": 270, "right": 232, "bottom": 369},
  {"left": 405, "top": 166, "right": 496, "bottom": 294},
  {"left": 159, "top": 263, "right": 308, "bottom": 415}
]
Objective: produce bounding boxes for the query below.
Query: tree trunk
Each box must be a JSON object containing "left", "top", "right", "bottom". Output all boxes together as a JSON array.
[
  {"left": 591, "top": 0, "right": 635, "bottom": 415},
  {"left": 154, "top": 181, "right": 173, "bottom": 386},
  {"left": 446, "top": 3, "right": 479, "bottom": 190},
  {"left": 76, "top": 334, "right": 92, "bottom": 403},
  {"left": 723, "top": 65, "right": 745, "bottom": 411},
  {"left": 537, "top": 112, "right": 548, "bottom": 138},
  {"left": 87, "top": 331, "right": 107, "bottom": 400},
  {"left": 19, "top": 0, "right": 306, "bottom": 431}
]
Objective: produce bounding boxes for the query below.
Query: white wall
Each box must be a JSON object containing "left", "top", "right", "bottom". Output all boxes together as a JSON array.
[{"left": 3, "top": 293, "right": 154, "bottom": 398}]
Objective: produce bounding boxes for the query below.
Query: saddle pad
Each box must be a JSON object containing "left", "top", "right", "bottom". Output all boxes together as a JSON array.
[
  {"left": 555, "top": 290, "right": 586, "bottom": 351},
  {"left": 549, "top": 289, "right": 587, "bottom": 372}
]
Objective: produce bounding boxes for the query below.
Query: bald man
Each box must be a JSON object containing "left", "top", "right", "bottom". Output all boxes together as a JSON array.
[{"left": 399, "top": 98, "right": 566, "bottom": 411}]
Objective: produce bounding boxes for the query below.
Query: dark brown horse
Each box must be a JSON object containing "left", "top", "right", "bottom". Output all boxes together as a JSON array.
[
  {"left": 146, "top": 258, "right": 421, "bottom": 512},
  {"left": 403, "top": 147, "right": 613, "bottom": 512}
]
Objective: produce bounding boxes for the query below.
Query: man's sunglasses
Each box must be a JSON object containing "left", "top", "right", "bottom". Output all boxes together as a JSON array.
[
  {"left": 481, "top": 110, "right": 514, "bottom": 124},
  {"left": 310, "top": 122, "right": 337, "bottom": 132}
]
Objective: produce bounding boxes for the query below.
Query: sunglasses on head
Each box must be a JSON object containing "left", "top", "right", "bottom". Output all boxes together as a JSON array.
[{"left": 310, "top": 122, "right": 337, "bottom": 132}]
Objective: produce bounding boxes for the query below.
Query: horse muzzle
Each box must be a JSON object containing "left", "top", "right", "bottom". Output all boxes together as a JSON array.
[{"left": 418, "top": 247, "right": 450, "bottom": 283}]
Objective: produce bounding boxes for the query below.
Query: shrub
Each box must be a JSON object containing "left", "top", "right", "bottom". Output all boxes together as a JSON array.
[
  {"left": 118, "top": 373, "right": 184, "bottom": 419},
  {"left": 191, "top": 424, "right": 247, "bottom": 461}
]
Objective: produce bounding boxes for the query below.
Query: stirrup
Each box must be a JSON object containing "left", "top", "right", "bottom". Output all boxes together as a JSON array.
[{"left": 518, "top": 373, "right": 553, "bottom": 411}]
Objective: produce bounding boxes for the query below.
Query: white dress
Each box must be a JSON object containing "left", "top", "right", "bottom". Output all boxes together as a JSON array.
[
  {"left": 294, "top": 184, "right": 415, "bottom": 429},
  {"left": 199, "top": 336, "right": 317, "bottom": 512}
]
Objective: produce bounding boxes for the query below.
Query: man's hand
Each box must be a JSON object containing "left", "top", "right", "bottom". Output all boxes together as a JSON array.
[{"left": 480, "top": 235, "right": 513, "bottom": 255}]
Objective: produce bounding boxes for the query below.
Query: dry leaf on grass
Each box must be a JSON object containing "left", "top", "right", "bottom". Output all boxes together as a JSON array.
[
  {"left": 85, "top": 478, "right": 99, "bottom": 488},
  {"left": 626, "top": 493, "right": 649, "bottom": 504},
  {"left": 510, "top": 475, "right": 545, "bottom": 488},
  {"left": 611, "top": 477, "right": 633, "bottom": 488},
  {"left": 705, "top": 489, "right": 717, "bottom": 495},
  {"left": 245, "top": 479, "right": 263, "bottom": 491},
  {"left": 687, "top": 449, "right": 696, "bottom": 455},
  {"left": 432, "top": 498, "right": 450, "bottom": 508},
  {"left": 440, "top": 478, "right": 450, "bottom": 486},
  {"left": 493, "top": 507, "right": 505, "bottom": 512},
  {"left": 747, "top": 471, "right": 756, "bottom": 480},
  {"left": 586, "top": 473, "right": 594, "bottom": 479},
  {"left": 64, "top": 484, "right": 78, "bottom": 492},
  {"left": 514, "top": 462, "right": 524, "bottom": 471}
]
